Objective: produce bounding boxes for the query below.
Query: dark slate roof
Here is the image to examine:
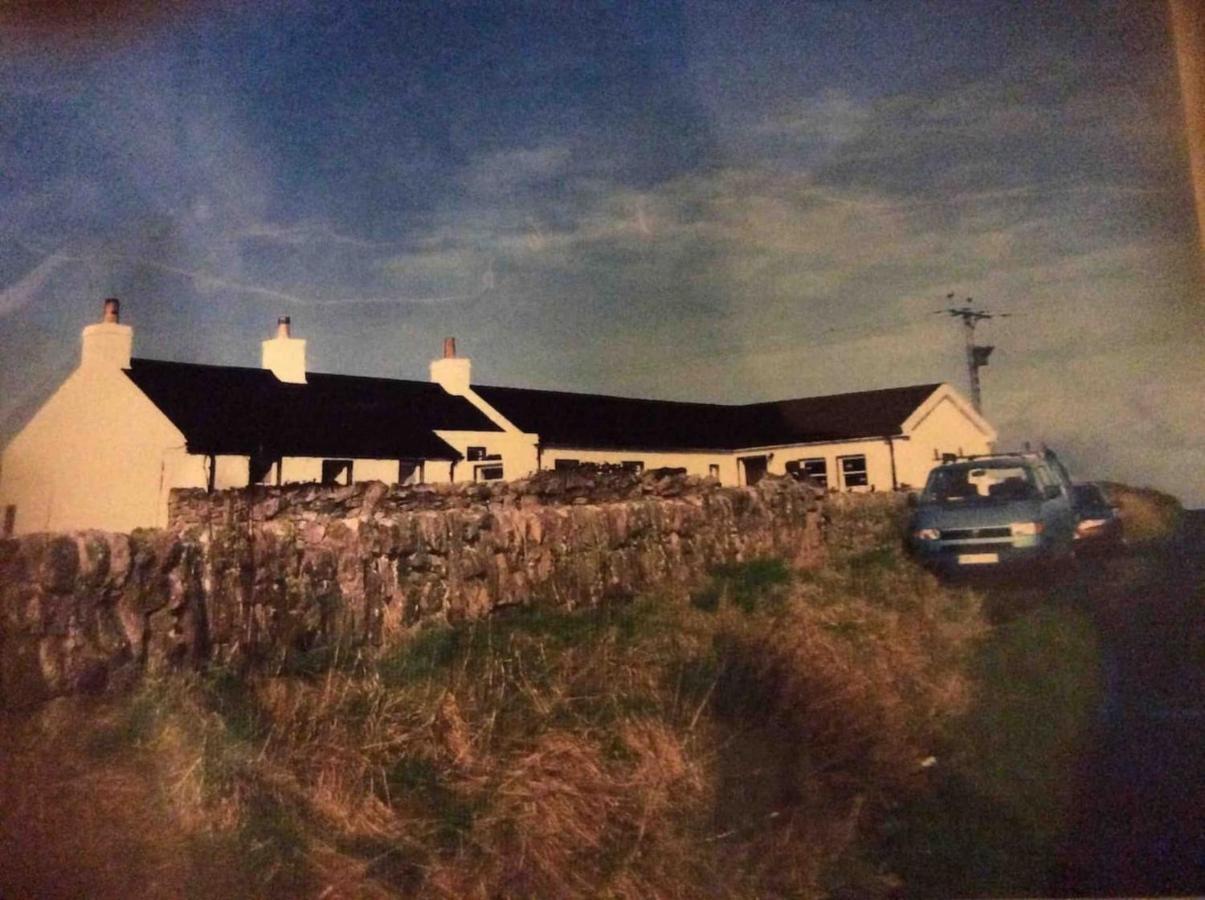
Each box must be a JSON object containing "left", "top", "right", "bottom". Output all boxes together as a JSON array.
[
  {"left": 730, "top": 384, "right": 945, "bottom": 447},
  {"left": 474, "top": 382, "right": 943, "bottom": 451},
  {"left": 125, "top": 358, "right": 500, "bottom": 460}
]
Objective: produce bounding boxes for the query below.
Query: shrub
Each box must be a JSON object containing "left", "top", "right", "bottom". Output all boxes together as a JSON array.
[{"left": 1099, "top": 481, "right": 1182, "bottom": 546}]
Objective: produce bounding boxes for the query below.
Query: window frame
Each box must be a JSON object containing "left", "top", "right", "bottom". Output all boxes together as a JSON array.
[
  {"left": 838, "top": 454, "right": 869, "bottom": 489},
  {"left": 786, "top": 457, "right": 828, "bottom": 487}
]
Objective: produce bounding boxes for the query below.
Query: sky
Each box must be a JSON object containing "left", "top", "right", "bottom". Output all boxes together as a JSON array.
[{"left": 1, "top": 1, "right": 1202, "bottom": 502}]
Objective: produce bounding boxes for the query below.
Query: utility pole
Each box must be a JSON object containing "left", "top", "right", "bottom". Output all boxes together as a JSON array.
[{"left": 937, "top": 294, "right": 1006, "bottom": 414}]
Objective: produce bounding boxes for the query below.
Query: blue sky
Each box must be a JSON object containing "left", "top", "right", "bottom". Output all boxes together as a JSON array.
[{"left": 1, "top": 1, "right": 1202, "bottom": 501}]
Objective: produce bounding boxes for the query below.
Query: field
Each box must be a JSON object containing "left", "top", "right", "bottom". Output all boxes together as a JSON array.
[{"left": 0, "top": 499, "right": 1114, "bottom": 899}]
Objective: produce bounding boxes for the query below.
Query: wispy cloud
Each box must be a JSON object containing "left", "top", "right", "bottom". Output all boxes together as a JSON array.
[
  {"left": 5, "top": 238, "right": 494, "bottom": 311},
  {"left": 0, "top": 252, "right": 72, "bottom": 315}
]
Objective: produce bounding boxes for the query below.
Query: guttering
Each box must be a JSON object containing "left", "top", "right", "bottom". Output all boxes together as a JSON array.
[{"left": 539, "top": 432, "right": 909, "bottom": 457}]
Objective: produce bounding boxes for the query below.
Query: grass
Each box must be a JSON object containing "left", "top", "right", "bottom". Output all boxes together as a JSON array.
[
  {"left": 2, "top": 482, "right": 1117, "bottom": 899},
  {"left": 872, "top": 601, "right": 1103, "bottom": 898},
  {"left": 1, "top": 545, "right": 987, "bottom": 899}
]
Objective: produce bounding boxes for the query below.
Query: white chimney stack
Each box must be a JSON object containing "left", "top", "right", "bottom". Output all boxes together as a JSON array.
[
  {"left": 81, "top": 297, "right": 133, "bottom": 369},
  {"left": 429, "top": 335, "right": 471, "bottom": 395},
  {"left": 262, "top": 315, "right": 307, "bottom": 383}
]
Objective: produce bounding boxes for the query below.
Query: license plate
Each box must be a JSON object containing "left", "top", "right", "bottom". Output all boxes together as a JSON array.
[{"left": 958, "top": 553, "right": 999, "bottom": 565}]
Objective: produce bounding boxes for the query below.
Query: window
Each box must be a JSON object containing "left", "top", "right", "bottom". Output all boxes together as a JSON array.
[
  {"left": 467, "top": 446, "right": 486, "bottom": 461},
  {"left": 838, "top": 455, "right": 868, "bottom": 489},
  {"left": 475, "top": 463, "right": 504, "bottom": 482},
  {"left": 786, "top": 458, "right": 827, "bottom": 487},
  {"left": 554, "top": 459, "right": 580, "bottom": 471},
  {"left": 708, "top": 464, "right": 720, "bottom": 479},
  {"left": 621, "top": 460, "right": 644, "bottom": 473},
  {"left": 321, "top": 459, "right": 353, "bottom": 486},
  {"left": 3, "top": 505, "right": 15, "bottom": 538}
]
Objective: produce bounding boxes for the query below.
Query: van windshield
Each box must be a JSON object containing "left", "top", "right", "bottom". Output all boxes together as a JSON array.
[{"left": 922, "top": 465, "right": 1038, "bottom": 504}]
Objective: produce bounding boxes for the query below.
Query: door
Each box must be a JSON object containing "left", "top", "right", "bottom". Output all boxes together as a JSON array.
[{"left": 740, "top": 455, "right": 768, "bottom": 486}]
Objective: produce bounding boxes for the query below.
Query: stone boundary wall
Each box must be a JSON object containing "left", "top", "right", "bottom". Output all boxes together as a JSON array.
[{"left": 1, "top": 471, "right": 830, "bottom": 708}]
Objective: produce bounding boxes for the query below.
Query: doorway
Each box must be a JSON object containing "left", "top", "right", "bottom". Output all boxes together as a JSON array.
[{"left": 739, "top": 455, "right": 768, "bottom": 486}]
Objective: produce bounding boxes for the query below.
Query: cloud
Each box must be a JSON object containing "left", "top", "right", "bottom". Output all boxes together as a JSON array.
[
  {"left": 0, "top": 252, "right": 73, "bottom": 315},
  {"left": 3, "top": 237, "right": 491, "bottom": 312},
  {"left": 235, "top": 222, "right": 397, "bottom": 250},
  {"left": 460, "top": 145, "right": 576, "bottom": 199}
]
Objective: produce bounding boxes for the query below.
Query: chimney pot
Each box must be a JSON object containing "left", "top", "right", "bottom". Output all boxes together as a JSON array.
[
  {"left": 102, "top": 298, "right": 120, "bottom": 324},
  {"left": 443, "top": 337, "right": 457, "bottom": 359},
  {"left": 276, "top": 316, "right": 291, "bottom": 338}
]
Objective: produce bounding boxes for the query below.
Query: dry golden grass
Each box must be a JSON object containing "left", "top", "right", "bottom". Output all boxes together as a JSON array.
[
  {"left": 1, "top": 547, "right": 982, "bottom": 899},
  {"left": 1099, "top": 481, "right": 1182, "bottom": 545}
]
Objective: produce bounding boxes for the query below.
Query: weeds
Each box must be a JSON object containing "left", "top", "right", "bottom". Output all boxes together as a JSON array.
[{"left": 2, "top": 552, "right": 984, "bottom": 899}]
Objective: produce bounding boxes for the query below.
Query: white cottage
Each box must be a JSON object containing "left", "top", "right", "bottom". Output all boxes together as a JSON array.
[{"left": 0, "top": 300, "right": 996, "bottom": 535}]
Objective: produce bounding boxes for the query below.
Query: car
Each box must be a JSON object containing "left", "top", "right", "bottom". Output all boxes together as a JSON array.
[
  {"left": 907, "top": 449, "right": 1079, "bottom": 575},
  {"left": 1070, "top": 482, "right": 1124, "bottom": 553}
]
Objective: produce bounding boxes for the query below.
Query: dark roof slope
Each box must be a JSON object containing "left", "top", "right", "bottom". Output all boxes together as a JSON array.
[
  {"left": 732, "top": 383, "right": 944, "bottom": 447},
  {"left": 472, "top": 384, "right": 734, "bottom": 451},
  {"left": 474, "top": 382, "right": 942, "bottom": 451},
  {"left": 125, "top": 359, "right": 499, "bottom": 459}
]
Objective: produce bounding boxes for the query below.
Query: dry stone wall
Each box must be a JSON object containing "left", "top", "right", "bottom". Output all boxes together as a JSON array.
[{"left": 1, "top": 470, "right": 828, "bottom": 708}]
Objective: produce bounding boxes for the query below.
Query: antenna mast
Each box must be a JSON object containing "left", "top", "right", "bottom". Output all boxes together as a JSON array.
[{"left": 937, "top": 294, "right": 1007, "bottom": 414}]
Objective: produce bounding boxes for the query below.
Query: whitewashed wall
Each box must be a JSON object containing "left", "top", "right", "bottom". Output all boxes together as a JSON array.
[
  {"left": 539, "top": 447, "right": 738, "bottom": 483},
  {"left": 0, "top": 365, "right": 186, "bottom": 534},
  {"left": 897, "top": 387, "right": 996, "bottom": 489},
  {"left": 759, "top": 439, "right": 895, "bottom": 491},
  {"left": 435, "top": 429, "right": 539, "bottom": 483}
]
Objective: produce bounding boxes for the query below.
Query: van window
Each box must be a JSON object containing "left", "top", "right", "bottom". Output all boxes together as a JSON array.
[{"left": 924, "top": 465, "right": 1037, "bottom": 503}]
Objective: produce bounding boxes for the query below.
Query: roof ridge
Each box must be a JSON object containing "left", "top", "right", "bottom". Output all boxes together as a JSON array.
[{"left": 476, "top": 380, "right": 944, "bottom": 410}]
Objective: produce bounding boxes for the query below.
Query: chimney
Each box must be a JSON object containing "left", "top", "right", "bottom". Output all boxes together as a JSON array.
[
  {"left": 261, "top": 315, "right": 307, "bottom": 383},
  {"left": 81, "top": 297, "right": 133, "bottom": 369},
  {"left": 430, "top": 335, "right": 471, "bottom": 394}
]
